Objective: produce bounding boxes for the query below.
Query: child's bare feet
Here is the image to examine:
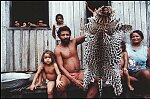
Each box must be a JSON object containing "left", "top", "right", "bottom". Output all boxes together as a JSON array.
[
  {"left": 128, "top": 85, "right": 134, "bottom": 91},
  {"left": 36, "top": 82, "right": 42, "bottom": 87},
  {"left": 143, "top": 94, "right": 150, "bottom": 99}
]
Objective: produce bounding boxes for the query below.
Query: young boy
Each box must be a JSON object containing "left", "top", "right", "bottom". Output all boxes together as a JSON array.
[
  {"left": 52, "top": 14, "right": 66, "bottom": 45},
  {"left": 28, "top": 50, "right": 64, "bottom": 98}
]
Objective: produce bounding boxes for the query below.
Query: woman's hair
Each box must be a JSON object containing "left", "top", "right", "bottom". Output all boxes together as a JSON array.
[
  {"left": 57, "top": 26, "right": 71, "bottom": 37},
  {"left": 41, "top": 50, "right": 56, "bottom": 64},
  {"left": 55, "top": 14, "right": 64, "bottom": 21},
  {"left": 130, "top": 30, "right": 144, "bottom": 40},
  {"left": 121, "top": 41, "right": 126, "bottom": 52}
]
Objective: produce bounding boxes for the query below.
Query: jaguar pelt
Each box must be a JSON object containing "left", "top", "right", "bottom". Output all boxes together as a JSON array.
[{"left": 82, "top": 6, "right": 132, "bottom": 97}]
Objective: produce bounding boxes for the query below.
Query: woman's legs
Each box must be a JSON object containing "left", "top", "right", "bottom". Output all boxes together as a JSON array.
[
  {"left": 134, "top": 69, "right": 150, "bottom": 86},
  {"left": 134, "top": 69, "right": 150, "bottom": 96}
]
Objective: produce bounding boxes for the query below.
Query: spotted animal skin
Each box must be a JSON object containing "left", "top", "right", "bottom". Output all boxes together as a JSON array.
[{"left": 82, "top": 6, "right": 132, "bottom": 97}]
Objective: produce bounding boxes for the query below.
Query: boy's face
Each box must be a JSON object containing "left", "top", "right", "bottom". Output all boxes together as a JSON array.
[
  {"left": 56, "top": 16, "right": 64, "bottom": 24},
  {"left": 43, "top": 53, "right": 52, "bottom": 65}
]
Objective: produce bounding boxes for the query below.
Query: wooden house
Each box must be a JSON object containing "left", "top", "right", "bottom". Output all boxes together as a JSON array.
[{"left": 1, "top": 1, "right": 150, "bottom": 72}]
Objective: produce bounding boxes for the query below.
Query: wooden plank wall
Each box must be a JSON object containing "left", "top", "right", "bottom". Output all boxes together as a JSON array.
[
  {"left": 147, "top": 1, "right": 150, "bottom": 47},
  {"left": 111, "top": 1, "right": 149, "bottom": 46},
  {"left": 1, "top": 1, "right": 10, "bottom": 72},
  {"left": 5, "top": 28, "right": 53, "bottom": 72}
]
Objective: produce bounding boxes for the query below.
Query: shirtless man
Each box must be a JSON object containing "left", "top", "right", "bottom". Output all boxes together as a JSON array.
[{"left": 54, "top": 26, "right": 98, "bottom": 98}]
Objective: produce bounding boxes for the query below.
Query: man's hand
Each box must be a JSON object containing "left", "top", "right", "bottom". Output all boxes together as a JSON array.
[
  {"left": 56, "top": 80, "right": 63, "bottom": 89},
  {"left": 73, "top": 79, "right": 84, "bottom": 89}
]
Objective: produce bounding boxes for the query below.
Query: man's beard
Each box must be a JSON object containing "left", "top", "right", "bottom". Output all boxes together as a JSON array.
[{"left": 61, "top": 38, "right": 70, "bottom": 45}]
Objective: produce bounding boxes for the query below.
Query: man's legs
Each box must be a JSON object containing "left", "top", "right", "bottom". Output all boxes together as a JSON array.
[
  {"left": 78, "top": 70, "right": 98, "bottom": 98},
  {"left": 86, "top": 79, "right": 99, "bottom": 98},
  {"left": 56, "top": 75, "right": 70, "bottom": 98}
]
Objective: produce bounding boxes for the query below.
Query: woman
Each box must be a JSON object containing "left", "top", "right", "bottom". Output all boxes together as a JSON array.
[{"left": 126, "top": 30, "right": 150, "bottom": 97}]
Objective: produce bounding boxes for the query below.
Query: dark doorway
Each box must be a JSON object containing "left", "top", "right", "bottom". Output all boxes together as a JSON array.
[
  {"left": 11, "top": 1, "right": 49, "bottom": 27},
  {"left": 86, "top": 1, "right": 111, "bottom": 23}
]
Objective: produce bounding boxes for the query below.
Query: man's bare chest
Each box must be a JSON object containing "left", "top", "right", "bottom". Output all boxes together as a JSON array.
[{"left": 61, "top": 46, "right": 77, "bottom": 58}]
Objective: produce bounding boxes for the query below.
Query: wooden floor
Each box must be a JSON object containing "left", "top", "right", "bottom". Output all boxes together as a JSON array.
[
  {"left": 1, "top": 73, "right": 150, "bottom": 98},
  {"left": 1, "top": 84, "right": 150, "bottom": 98},
  {"left": 2, "top": 82, "right": 149, "bottom": 98}
]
